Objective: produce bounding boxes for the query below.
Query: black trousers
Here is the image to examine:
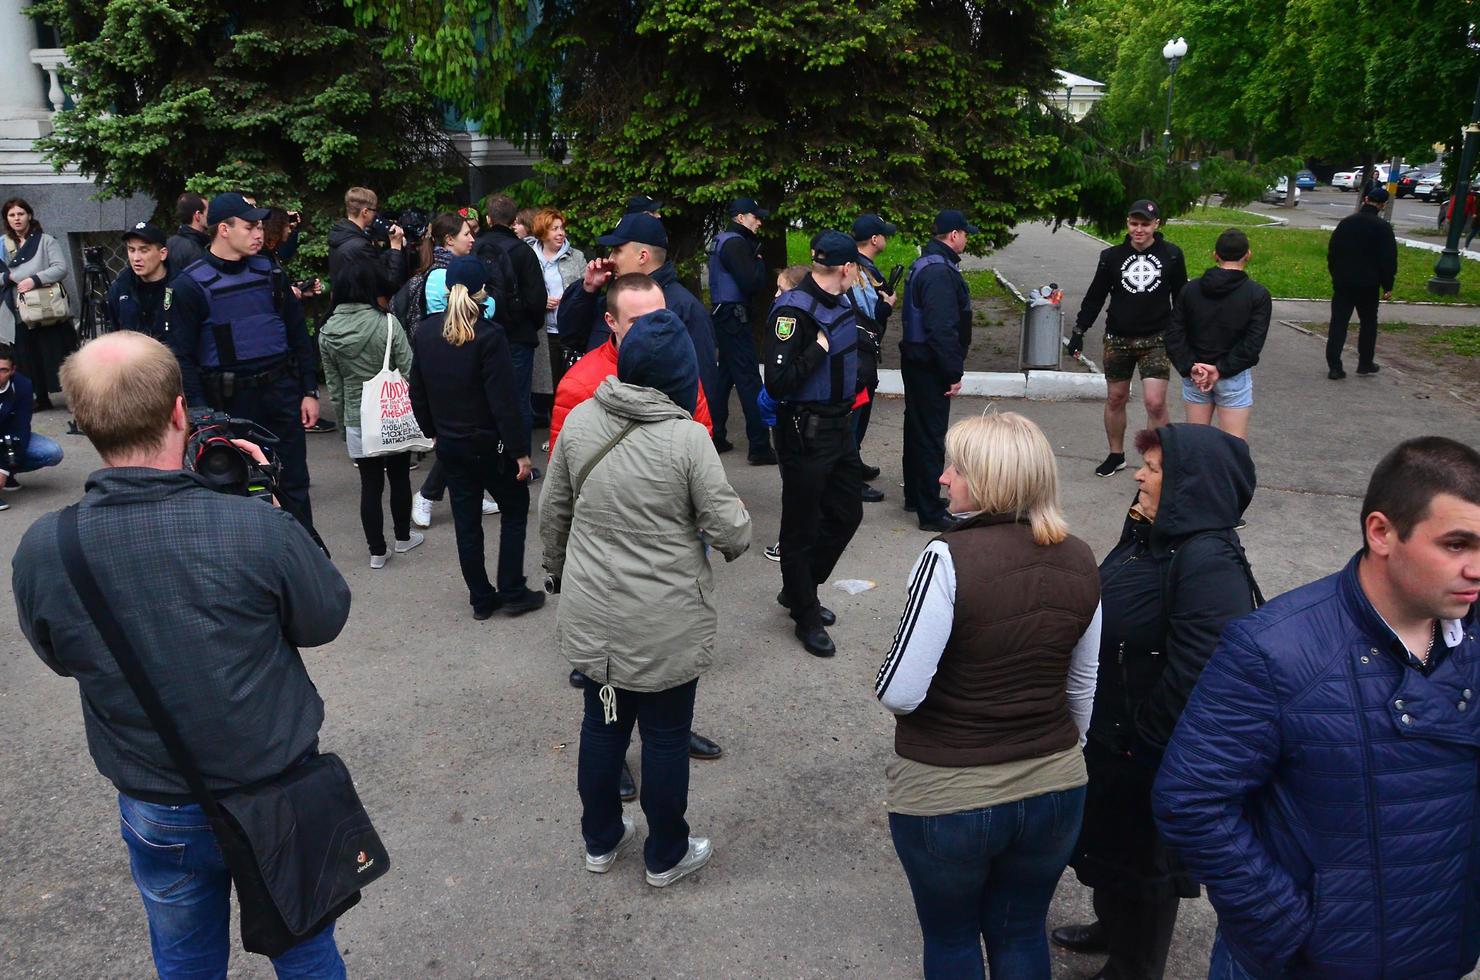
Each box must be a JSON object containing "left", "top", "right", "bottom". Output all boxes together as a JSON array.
[
  {"left": 215, "top": 371, "right": 316, "bottom": 542},
  {"left": 438, "top": 447, "right": 529, "bottom": 613},
  {"left": 1092, "top": 886, "right": 1179, "bottom": 980},
  {"left": 1327, "top": 284, "right": 1380, "bottom": 369},
  {"left": 356, "top": 451, "right": 411, "bottom": 555},
  {"left": 900, "top": 358, "right": 951, "bottom": 523},
  {"left": 775, "top": 410, "right": 863, "bottom": 629}
]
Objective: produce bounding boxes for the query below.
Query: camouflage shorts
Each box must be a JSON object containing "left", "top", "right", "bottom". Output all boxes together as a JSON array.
[{"left": 1102, "top": 332, "right": 1171, "bottom": 383}]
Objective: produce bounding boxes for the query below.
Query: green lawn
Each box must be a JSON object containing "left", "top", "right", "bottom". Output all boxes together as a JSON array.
[
  {"left": 1155, "top": 224, "right": 1480, "bottom": 305},
  {"left": 1167, "top": 204, "right": 1276, "bottom": 226}
]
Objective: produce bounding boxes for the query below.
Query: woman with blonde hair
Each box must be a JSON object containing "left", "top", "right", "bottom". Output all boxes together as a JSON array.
[
  {"left": 874, "top": 410, "right": 1102, "bottom": 980},
  {"left": 408, "top": 256, "right": 544, "bottom": 619}
]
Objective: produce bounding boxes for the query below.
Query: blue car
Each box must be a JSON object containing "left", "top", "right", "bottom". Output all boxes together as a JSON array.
[{"left": 1295, "top": 170, "right": 1318, "bottom": 190}]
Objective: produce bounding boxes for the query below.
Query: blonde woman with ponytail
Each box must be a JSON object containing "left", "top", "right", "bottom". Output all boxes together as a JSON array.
[{"left": 407, "top": 255, "right": 545, "bottom": 619}]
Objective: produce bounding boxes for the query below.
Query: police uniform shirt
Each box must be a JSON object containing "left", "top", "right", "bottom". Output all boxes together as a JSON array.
[
  {"left": 104, "top": 268, "right": 169, "bottom": 340},
  {"left": 763, "top": 273, "right": 856, "bottom": 408}
]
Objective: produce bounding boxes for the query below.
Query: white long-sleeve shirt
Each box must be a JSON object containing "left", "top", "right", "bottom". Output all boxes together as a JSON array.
[{"left": 874, "top": 540, "right": 1102, "bottom": 744}]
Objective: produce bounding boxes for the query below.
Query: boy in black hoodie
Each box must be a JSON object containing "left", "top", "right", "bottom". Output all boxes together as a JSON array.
[
  {"left": 1070, "top": 200, "right": 1187, "bottom": 477},
  {"left": 1164, "top": 229, "right": 1271, "bottom": 440}
]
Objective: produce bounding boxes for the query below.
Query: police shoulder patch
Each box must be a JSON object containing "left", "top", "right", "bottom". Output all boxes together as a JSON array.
[
  {"left": 163, "top": 287, "right": 172, "bottom": 311},
  {"left": 774, "top": 316, "right": 796, "bottom": 341}
]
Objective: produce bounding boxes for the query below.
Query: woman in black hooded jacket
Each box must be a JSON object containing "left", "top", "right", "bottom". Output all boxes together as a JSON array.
[{"left": 1053, "top": 423, "right": 1262, "bottom": 980}]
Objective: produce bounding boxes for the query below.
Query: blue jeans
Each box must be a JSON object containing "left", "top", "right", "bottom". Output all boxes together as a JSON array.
[
  {"left": 578, "top": 677, "right": 696, "bottom": 873},
  {"left": 1208, "top": 931, "right": 1263, "bottom": 980},
  {"left": 117, "top": 794, "right": 345, "bottom": 979},
  {"left": 11, "top": 432, "right": 63, "bottom": 472},
  {"left": 508, "top": 342, "right": 535, "bottom": 451},
  {"left": 710, "top": 302, "right": 770, "bottom": 453},
  {"left": 888, "top": 786, "right": 1086, "bottom": 980}
]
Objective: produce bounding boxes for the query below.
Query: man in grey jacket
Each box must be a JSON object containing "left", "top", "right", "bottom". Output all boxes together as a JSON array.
[{"left": 12, "top": 332, "right": 352, "bottom": 977}]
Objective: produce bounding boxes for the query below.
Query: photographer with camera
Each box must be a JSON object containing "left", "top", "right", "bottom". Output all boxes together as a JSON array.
[
  {"left": 0, "top": 343, "right": 62, "bottom": 506},
  {"left": 164, "top": 192, "right": 323, "bottom": 542},
  {"left": 327, "top": 186, "right": 408, "bottom": 301},
  {"left": 104, "top": 223, "right": 170, "bottom": 340},
  {"left": 12, "top": 332, "right": 356, "bottom": 976}
]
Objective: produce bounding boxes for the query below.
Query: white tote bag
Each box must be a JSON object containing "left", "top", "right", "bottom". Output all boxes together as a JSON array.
[{"left": 358, "top": 314, "right": 434, "bottom": 457}]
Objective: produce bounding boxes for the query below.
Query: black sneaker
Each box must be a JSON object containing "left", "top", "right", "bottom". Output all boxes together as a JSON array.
[
  {"left": 1094, "top": 453, "right": 1127, "bottom": 478},
  {"left": 1, "top": 474, "right": 20, "bottom": 492},
  {"left": 918, "top": 515, "right": 959, "bottom": 533},
  {"left": 713, "top": 438, "right": 735, "bottom": 454},
  {"left": 306, "top": 419, "right": 337, "bottom": 433},
  {"left": 1356, "top": 362, "right": 1381, "bottom": 376},
  {"left": 747, "top": 447, "right": 778, "bottom": 466},
  {"left": 501, "top": 588, "right": 547, "bottom": 616},
  {"left": 1328, "top": 366, "right": 1347, "bottom": 380},
  {"left": 860, "top": 463, "right": 881, "bottom": 481},
  {"left": 861, "top": 484, "right": 885, "bottom": 503}
]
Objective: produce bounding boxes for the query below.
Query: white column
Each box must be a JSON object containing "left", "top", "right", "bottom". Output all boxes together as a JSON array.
[{"left": 0, "top": 0, "right": 55, "bottom": 138}]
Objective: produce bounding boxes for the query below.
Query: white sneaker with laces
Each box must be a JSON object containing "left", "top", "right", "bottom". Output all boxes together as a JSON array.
[
  {"left": 394, "top": 530, "right": 425, "bottom": 554},
  {"left": 645, "top": 837, "right": 712, "bottom": 887},
  {"left": 411, "top": 493, "right": 433, "bottom": 528},
  {"left": 369, "top": 552, "right": 389, "bottom": 569},
  {"left": 482, "top": 495, "right": 500, "bottom": 516},
  {"left": 584, "top": 816, "right": 637, "bottom": 874}
]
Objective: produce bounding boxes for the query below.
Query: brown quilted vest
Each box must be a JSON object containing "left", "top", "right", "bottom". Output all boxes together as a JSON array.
[{"left": 894, "top": 513, "right": 1101, "bottom": 767}]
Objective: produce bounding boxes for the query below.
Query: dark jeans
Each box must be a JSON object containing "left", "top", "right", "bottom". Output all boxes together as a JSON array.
[
  {"left": 710, "top": 302, "right": 770, "bottom": 453},
  {"left": 118, "top": 793, "right": 344, "bottom": 979},
  {"left": 217, "top": 370, "right": 316, "bottom": 541},
  {"left": 509, "top": 341, "right": 535, "bottom": 450},
  {"left": 439, "top": 447, "right": 529, "bottom": 613},
  {"left": 356, "top": 451, "right": 411, "bottom": 555},
  {"left": 775, "top": 413, "right": 863, "bottom": 629},
  {"left": 1327, "top": 284, "right": 1380, "bottom": 369},
  {"left": 901, "top": 357, "right": 951, "bottom": 522},
  {"left": 1093, "top": 886, "right": 1180, "bottom": 980},
  {"left": 889, "top": 786, "right": 1086, "bottom": 980},
  {"left": 578, "top": 677, "right": 697, "bottom": 873},
  {"left": 419, "top": 459, "right": 445, "bottom": 501}
]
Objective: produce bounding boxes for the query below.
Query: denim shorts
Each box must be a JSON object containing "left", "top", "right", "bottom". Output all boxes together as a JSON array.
[{"left": 1182, "top": 369, "right": 1253, "bottom": 408}]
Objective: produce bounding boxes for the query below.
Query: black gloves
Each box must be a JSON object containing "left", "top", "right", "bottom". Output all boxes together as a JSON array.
[{"left": 1067, "top": 331, "right": 1085, "bottom": 357}]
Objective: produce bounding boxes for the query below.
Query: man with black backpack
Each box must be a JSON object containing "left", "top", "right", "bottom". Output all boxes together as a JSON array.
[
  {"left": 477, "top": 194, "right": 548, "bottom": 453},
  {"left": 12, "top": 332, "right": 362, "bottom": 977}
]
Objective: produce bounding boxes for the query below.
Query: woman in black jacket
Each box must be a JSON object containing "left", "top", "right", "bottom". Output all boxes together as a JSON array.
[
  {"left": 407, "top": 256, "right": 543, "bottom": 620},
  {"left": 1053, "top": 423, "right": 1261, "bottom": 980}
]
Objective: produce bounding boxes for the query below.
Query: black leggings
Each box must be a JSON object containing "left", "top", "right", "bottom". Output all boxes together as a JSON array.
[{"left": 357, "top": 452, "right": 412, "bottom": 555}]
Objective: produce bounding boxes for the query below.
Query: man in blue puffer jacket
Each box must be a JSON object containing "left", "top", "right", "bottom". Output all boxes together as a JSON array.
[{"left": 1153, "top": 435, "right": 1480, "bottom": 980}]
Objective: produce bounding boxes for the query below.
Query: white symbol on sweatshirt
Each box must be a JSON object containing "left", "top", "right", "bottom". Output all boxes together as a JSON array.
[{"left": 1120, "top": 253, "right": 1164, "bottom": 294}]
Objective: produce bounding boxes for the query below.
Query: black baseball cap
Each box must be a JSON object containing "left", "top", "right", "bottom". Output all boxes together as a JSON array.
[
  {"left": 1364, "top": 185, "right": 1390, "bottom": 203},
  {"left": 206, "top": 192, "right": 269, "bottom": 225},
  {"left": 625, "top": 195, "right": 663, "bottom": 214},
  {"left": 596, "top": 213, "right": 669, "bottom": 249},
  {"left": 851, "top": 213, "right": 898, "bottom": 241},
  {"left": 121, "top": 221, "right": 167, "bottom": 246},
  {"left": 933, "top": 209, "right": 979, "bottom": 235},
  {"left": 729, "top": 197, "right": 771, "bottom": 219},
  {"left": 810, "top": 230, "right": 859, "bottom": 267},
  {"left": 1127, "top": 199, "right": 1160, "bottom": 220}
]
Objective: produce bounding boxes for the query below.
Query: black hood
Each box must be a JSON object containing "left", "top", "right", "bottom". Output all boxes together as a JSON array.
[
  {"left": 327, "top": 218, "right": 370, "bottom": 250},
  {"left": 1151, "top": 423, "right": 1256, "bottom": 540},
  {"left": 1198, "top": 266, "right": 1248, "bottom": 298}
]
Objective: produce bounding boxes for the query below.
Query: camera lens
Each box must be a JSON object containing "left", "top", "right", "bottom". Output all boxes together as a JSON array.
[{"left": 196, "top": 440, "right": 248, "bottom": 491}]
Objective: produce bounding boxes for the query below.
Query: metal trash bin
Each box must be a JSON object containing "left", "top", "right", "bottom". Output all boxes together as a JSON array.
[{"left": 1019, "top": 303, "right": 1063, "bottom": 371}]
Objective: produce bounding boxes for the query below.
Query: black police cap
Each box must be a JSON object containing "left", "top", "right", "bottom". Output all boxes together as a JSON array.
[
  {"left": 121, "top": 221, "right": 167, "bottom": 246},
  {"left": 810, "top": 230, "right": 859, "bottom": 267}
]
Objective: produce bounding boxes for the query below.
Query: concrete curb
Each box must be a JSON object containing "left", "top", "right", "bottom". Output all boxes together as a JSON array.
[{"left": 876, "top": 368, "right": 1106, "bottom": 401}]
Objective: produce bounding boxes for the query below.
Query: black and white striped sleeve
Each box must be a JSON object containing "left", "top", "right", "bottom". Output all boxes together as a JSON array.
[{"left": 874, "top": 541, "right": 956, "bottom": 715}]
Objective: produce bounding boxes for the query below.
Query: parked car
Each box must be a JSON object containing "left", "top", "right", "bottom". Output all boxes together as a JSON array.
[
  {"left": 1332, "top": 165, "right": 1391, "bottom": 190},
  {"left": 1417, "top": 175, "right": 1447, "bottom": 202},
  {"left": 1261, "top": 177, "right": 1302, "bottom": 206},
  {"left": 1295, "top": 170, "right": 1318, "bottom": 190},
  {"left": 1396, "top": 169, "right": 1424, "bottom": 198}
]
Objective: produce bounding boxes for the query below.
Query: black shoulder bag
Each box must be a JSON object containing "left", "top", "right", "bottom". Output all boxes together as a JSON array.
[{"left": 58, "top": 505, "right": 389, "bottom": 958}]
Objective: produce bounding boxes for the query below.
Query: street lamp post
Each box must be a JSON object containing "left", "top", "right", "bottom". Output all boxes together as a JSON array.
[
  {"left": 1429, "top": 72, "right": 1480, "bottom": 296},
  {"left": 1162, "top": 37, "right": 1188, "bottom": 156},
  {"left": 1065, "top": 83, "right": 1074, "bottom": 120}
]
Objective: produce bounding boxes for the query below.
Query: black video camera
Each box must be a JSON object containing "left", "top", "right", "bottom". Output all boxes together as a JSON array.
[
  {"left": 82, "top": 244, "right": 108, "bottom": 276},
  {"left": 369, "top": 207, "right": 429, "bottom": 248},
  {"left": 184, "top": 410, "right": 280, "bottom": 502}
]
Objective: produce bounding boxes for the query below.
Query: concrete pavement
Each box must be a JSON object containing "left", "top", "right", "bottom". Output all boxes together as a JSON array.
[{"left": 1, "top": 236, "right": 1477, "bottom": 977}]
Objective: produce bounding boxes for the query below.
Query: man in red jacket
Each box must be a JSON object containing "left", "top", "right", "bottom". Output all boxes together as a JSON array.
[
  {"left": 548, "top": 271, "right": 724, "bottom": 784},
  {"left": 548, "top": 273, "right": 713, "bottom": 452}
]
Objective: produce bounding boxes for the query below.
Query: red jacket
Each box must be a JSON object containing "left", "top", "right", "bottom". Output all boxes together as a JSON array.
[{"left": 548, "top": 338, "right": 713, "bottom": 456}]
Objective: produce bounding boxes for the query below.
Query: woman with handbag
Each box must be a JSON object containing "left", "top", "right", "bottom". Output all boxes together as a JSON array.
[
  {"left": 1, "top": 198, "right": 74, "bottom": 410},
  {"left": 320, "top": 262, "right": 425, "bottom": 568}
]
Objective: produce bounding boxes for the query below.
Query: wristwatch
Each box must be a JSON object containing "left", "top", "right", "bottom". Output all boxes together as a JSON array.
[{"left": 304, "top": 388, "right": 319, "bottom": 399}]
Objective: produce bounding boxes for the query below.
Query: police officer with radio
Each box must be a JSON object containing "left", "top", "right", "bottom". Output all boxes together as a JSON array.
[
  {"left": 764, "top": 230, "right": 865, "bottom": 659},
  {"left": 899, "top": 209, "right": 974, "bottom": 532},
  {"left": 709, "top": 197, "right": 776, "bottom": 464},
  {"left": 165, "top": 192, "right": 321, "bottom": 540},
  {"left": 105, "top": 223, "right": 171, "bottom": 340}
]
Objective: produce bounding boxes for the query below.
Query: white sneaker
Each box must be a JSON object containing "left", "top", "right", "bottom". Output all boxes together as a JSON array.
[
  {"left": 541, "top": 439, "right": 550, "bottom": 453},
  {"left": 411, "top": 493, "right": 433, "bottom": 528},
  {"left": 584, "top": 816, "right": 637, "bottom": 874},
  {"left": 645, "top": 837, "right": 712, "bottom": 887},
  {"left": 370, "top": 552, "right": 389, "bottom": 569},
  {"left": 482, "top": 494, "right": 500, "bottom": 516},
  {"left": 394, "top": 530, "right": 425, "bottom": 554},
  {"left": 0, "top": 497, "right": 9, "bottom": 511}
]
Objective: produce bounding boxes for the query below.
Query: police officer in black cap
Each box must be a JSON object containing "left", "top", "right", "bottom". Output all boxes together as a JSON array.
[
  {"left": 164, "top": 192, "right": 322, "bottom": 541},
  {"left": 899, "top": 209, "right": 975, "bottom": 532},
  {"left": 709, "top": 197, "right": 776, "bottom": 465},
  {"left": 764, "top": 230, "right": 866, "bottom": 658},
  {"left": 624, "top": 194, "right": 663, "bottom": 217},
  {"left": 105, "top": 223, "right": 171, "bottom": 340},
  {"left": 849, "top": 213, "right": 899, "bottom": 501}
]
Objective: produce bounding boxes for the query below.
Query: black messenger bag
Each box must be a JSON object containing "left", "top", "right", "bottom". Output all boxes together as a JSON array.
[{"left": 58, "top": 505, "right": 389, "bottom": 958}]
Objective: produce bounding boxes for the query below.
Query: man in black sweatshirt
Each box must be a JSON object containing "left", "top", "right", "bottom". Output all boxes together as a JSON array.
[
  {"left": 1325, "top": 187, "right": 1398, "bottom": 379},
  {"left": 1070, "top": 200, "right": 1188, "bottom": 477},
  {"left": 1164, "top": 228, "right": 1271, "bottom": 440}
]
